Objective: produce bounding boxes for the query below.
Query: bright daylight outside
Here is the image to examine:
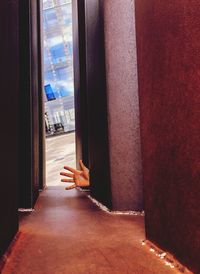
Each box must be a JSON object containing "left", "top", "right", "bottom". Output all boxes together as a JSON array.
[{"left": 42, "top": 0, "right": 76, "bottom": 187}]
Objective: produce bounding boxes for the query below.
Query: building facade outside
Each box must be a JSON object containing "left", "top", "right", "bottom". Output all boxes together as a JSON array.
[{"left": 43, "top": 0, "right": 75, "bottom": 135}]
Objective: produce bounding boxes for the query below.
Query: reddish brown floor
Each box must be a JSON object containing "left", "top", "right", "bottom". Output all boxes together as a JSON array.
[{"left": 2, "top": 186, "right": 180, "bottom": 274}]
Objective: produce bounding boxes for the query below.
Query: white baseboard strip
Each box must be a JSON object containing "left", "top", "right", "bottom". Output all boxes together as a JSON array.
[
  {"left": 18, "top": 208, "right": 34, "bottom": 212},
  {"left": 142, "top": 240, "right": 192, "bottom": 273},
  {"left": 87, "top": 195, "right": 144, "bottom": 216}
]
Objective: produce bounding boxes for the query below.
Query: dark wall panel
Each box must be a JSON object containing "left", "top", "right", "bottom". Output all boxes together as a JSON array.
[
  {"left": 19, "top": 0, "right": 32, "bottom": 207},
  {"left": 30, "top": 0, "right": 40, "bottom": 205},
  {"left": 72, "top": 0, "right": 89, "bottom": 168},
  {"left": 38, "top": 0, "right": 46, "bottom": 190},
  {"left": 0, "top": 0, "right": 19, "bottom": 257},
  {"left": 85, "top": 0, "right": 112, "bottom": 208},
  {"left": 19, "top": 0, "right": 41, "bottom": 208},
  {"left": 135, "top": 1, "right": 200, "bottom": 272}
]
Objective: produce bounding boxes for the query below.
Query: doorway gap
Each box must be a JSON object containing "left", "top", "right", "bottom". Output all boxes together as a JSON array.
[{"left": 42, "top": 0, "right": 76, "bottom": 187}]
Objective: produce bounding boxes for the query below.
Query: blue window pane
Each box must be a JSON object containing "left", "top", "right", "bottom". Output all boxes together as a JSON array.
[
  {"left": 43, "top": 9, "right": 58, "bottom": 28},
  {"left": 45, "top": 84, "right": 56, "bottom": 101},
  {"left": 50, "top": 44, "right": 66, "bottom": 64},
  {"left": 67, "top": 41, "right": 73, "bottom": 55},
  {"left": 45, "top": 71, "right": 54, "bottom": 82},
  {"left": 61, "top": 5, "right": 72, "bottom": 25},
  {"left": 44, "top": 49, "right": 51, "bottom": 66},
  {"left": 59, "top": 86, "right": 70, "bottom": 97},
  {"left": 55, "top": 67, "right": 69, "bottom": 81}
]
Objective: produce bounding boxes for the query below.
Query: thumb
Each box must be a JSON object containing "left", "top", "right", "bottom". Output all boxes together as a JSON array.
[{"left": 79, "top": 160, "right": 88, "bottom": 172}]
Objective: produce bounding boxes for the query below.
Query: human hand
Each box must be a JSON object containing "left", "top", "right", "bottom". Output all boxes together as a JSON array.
[{"left": 60, "top": 160, "right": 90, "bottom": 190}]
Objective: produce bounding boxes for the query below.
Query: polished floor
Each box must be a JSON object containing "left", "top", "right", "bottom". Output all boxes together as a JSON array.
[{"left": 2, "top": 134, "right": 179, "bottom": 274}]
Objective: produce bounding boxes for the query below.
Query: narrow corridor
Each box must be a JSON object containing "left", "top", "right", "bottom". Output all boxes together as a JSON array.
[
  {"left": 3, "top": 188, "right": 179, "bottom": 274},
  {"left": 2, "top": 134, "right": 179, "bottom": 274}
]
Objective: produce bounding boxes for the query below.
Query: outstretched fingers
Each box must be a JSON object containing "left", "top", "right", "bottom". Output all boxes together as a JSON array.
[
  {"left": 64, "top": 165, "right": 80, "bottom": 174},
  {"left": 61, "top": 178, "right": 74, "bottom": 183},
  {"left": 65, "top": 184, "right": 76, "bottom": 190},
  {"left": 60, "top": 172, "right": 74, "bottom": 178}
]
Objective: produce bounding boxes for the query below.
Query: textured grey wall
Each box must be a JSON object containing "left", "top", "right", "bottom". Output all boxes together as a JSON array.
[{"left": 103, "top": 0, "right": 143, "bottom": 210}]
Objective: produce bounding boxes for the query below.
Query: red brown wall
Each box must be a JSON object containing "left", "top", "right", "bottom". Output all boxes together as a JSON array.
[{"left": 135, "top": 1, "right": 200, "bottom": 272}]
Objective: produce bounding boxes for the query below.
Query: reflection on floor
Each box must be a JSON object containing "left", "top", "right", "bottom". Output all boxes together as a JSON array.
[
  {"left": 46, "top": 132, "right": 76, "bottom": 187},
  {"left": 2, "top": 133, "right": 178, "bottom": 274}
]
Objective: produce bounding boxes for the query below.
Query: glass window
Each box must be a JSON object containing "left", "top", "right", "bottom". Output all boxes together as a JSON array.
[
  {"left": 43, "top": 0, "right": 54, "bottom": 9},
  {"left": 43, "top": 9, "right": 58, "bottom": 28},
  {"left": 44, "top": 71, "right": 54, "bottom": 83},
  {"left": 44, "top": 84, "right": 56, "bottom": 101},
  {"left": 50, "top": 43, "right": 66, "bottom": 64},
  {"left": 44, "top": 48, "right": 51, "bottom": 64},
  {"left": 47, "top": 35, "right": 63, "bottom": 47},
  {"left": 60, "top": 5, "right": 72, "bottom": 25},
  {"left": 43, "top": 0, "right": 75, "bottom": 134},
  {"left": 56, "top": 0, "right": 70, "bottom": 5},
  {"left": 55, "top": 67, "right": 68, "bottom": 81}
]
